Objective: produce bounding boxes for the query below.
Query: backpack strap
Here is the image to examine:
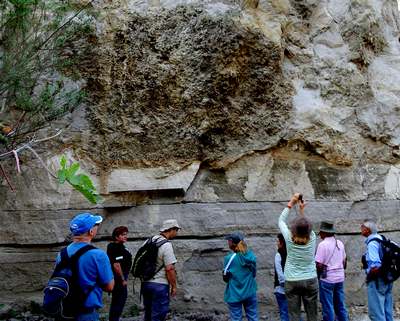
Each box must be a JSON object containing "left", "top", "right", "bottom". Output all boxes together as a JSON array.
[
  {"left": 71, "top": 245, "right": 97, "bottom": 312},
  {"left": 61, "top": 245, "right": 97, "bottom": 300},
  {"left": 53, "top": 247, "right": 69, "bottom": 273},
  {"left": 366, "top": 235, "right": 386, "bottom": 245},
  {"left": 54, "top": 244, "right": 96, "bottom": 274},
  {"left": 150, "top": 235, "right": 170, "bottom": 247},
  {"left": 70, "top": 244, "right": 96, "bottom": 265},
  {"left": 366, "top": 236, "right": 385, "bottom": 262},
  {"left": 223, "top": 253, "right": 237, "bottom": 275},
  {"left": 69, "top": 244, "right": 97, "bottom": 288},
  {"left": 151, "top": 237, "right": 170, "bottom": 276}
]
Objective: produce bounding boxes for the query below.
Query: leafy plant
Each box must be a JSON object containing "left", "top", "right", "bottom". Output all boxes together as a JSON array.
[
  {"left": 57, "top": 155, "right": 102, "bottom": 204},
  {"left": 0, "top": 0, "right": 94, "bottom": 151},
  {"left": 0, "top": 0, "right": 98, "bottom": 196}
]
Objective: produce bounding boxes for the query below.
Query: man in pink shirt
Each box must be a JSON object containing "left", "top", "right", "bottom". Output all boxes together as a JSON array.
[{"left": 315, "top": 221, "right": 348, "bottom": 321}]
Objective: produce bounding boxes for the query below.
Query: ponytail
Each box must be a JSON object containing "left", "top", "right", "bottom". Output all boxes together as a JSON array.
[{"left": 234, "top": 240, "right": 248, "bottom": 253}]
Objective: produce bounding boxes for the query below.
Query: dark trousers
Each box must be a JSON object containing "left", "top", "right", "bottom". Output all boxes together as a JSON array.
[
  {"left": 75, "top": 311, "right": 99, "bottom": 321},
  {"left": 142, "top": 282, "right": 170, "bottom": 321},
  {"left": 285, "top": 277, "right": 319, "bottom": 321},
  {"left": 109, "top": 282, "right": 128, "bottom": 321}
]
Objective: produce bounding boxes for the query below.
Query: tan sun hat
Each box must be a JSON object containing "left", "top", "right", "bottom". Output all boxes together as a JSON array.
[{"left": 160, "top": 219, "right": 181, "bottom": 232}]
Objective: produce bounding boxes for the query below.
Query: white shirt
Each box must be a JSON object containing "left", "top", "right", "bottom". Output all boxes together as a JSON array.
[{"left": 146, "top": 235, "right": 177, "bottom": 285}]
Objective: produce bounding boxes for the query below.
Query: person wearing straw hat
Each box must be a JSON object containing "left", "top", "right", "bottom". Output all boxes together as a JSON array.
[
  {"left": 315, "top": 221, "right": 348, "bottom": 321},
  {"left": 141, "top": 219, "right": 181, "bottom": 321}
]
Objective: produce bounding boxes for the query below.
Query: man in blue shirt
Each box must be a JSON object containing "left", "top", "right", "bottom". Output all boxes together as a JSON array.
[
  {"left": 361, "top": 220, "right": 393, "bottom": 321},
  {"left": 59, "top": 213, "right": 114, "bottom": 321}
]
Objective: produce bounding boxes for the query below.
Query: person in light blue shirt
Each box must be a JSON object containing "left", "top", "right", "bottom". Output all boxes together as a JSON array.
[
  {"left": 274, "top": 233, "right": 289, "bottom": 321},
  {"left": 361, "top": 220, "right": 393, "bottom": 321},
  {"left": 223, "top": 232, "right": 258, "bottom": 321}
]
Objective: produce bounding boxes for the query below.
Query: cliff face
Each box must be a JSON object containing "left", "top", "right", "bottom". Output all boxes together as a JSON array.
[
  {"left": 79, "top": 0, "right": 400, "bottom": 170},
  {"left": 84, "top": 4, "right": 293, "bottom": 167},
  {"left": 1, "top": 0, "right": 400, "bottom": 316}
]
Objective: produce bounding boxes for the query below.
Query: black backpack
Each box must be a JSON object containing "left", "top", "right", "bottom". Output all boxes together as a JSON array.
[
  {"left": 366, "top": 235, "right": 400, "bottom": 283},
  {"left": 42, "top": 244, "right": 95, "bottom": 319},
  {"left": 131, "top": 236, "right": 169, "bottom": 282}
]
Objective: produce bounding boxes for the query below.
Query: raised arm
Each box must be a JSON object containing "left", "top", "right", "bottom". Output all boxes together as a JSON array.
[
  {"left": 299, "top": 200, "right": 306, "bottom": 216},
  {"left": 279, "top": 193, "right": 304, "bottom": 240},
  {"left": 278, "top": 207, "right": 291, "bottom": 240}
]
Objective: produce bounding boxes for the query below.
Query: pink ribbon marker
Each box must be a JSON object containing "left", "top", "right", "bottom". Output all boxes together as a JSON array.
[{"left": 12, "top": 150, "right": 21, "bottom": 173}]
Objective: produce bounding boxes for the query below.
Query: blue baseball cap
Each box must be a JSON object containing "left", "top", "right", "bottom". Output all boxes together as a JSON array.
[
  {"left": 70, "top": 213, "right": 103, "bottom": 236},
  {"left": 225, "top": 231, "right": 245, "bottom": 244}
]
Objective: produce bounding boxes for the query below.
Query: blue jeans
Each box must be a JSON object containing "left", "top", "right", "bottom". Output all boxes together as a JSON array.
[
  {"left": 275, "top": 293, "right": 290, "bottom": 321},
  {"left": 319, "top": 280, "right": 348, "bottom": 321},
  {"left": 227, "top": 294, "right": 258, "bottom": 321},
  {"left": 367, "top": 278, "right": 393, "bottom": 321},
  {"left": 109, "top": 281, "right": 128, "bottom": 321},
  {"left": 75, "top": 310, "right": 99, "bottom": 321},
  {"left": 142, "top": 282, "right": 170, "bottom": 321}
]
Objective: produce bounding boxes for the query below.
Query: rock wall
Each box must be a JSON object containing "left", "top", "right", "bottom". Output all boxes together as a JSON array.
[{"left": 1, "top": 0, "right": 400, "bottom": 317}]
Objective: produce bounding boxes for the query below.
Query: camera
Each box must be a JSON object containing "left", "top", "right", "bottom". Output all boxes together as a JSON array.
[{"left": 298, "top": 194, "right": 303, "bottom": 203}]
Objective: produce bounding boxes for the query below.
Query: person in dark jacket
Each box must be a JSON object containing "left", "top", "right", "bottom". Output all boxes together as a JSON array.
[
  {"left": 107, "top": 226, "right": 132, "bottom": 321},
  {"left": 223, "top": 231, "right": 258, "bottom": 321}
]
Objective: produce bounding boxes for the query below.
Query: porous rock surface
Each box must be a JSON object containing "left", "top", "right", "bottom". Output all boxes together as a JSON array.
[{"left": 1, "top": 0, "right": 400, "bottom": 318}]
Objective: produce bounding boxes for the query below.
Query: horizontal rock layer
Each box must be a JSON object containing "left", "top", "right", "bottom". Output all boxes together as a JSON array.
[
  {"left": 1, "top": 200, "right": 400, "bottom": 245},
  {"left": 1, "top": 231, "right": 399, "bottom": 312}
]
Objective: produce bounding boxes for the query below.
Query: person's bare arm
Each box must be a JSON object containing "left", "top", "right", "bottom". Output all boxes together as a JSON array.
[
  {"left": 288, "top": 193, "right": 299, "bottom": 207},
  {"left": 113, "top": 262, "right": 127, "bottom": 286},
  {"left": 165, "top": 264, "right": 177, "bottom": 297},
  {"left": 103, "top": 279, "right": 115, "bottom": 292}
]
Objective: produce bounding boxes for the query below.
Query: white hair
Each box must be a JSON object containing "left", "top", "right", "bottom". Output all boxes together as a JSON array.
[{"left": 363, "top": 220, "right": 378, "bottom": 234}]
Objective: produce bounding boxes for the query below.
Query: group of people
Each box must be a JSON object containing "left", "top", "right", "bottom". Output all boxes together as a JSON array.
[
  {"left": 106, "top": 223, "right": 179, "bottom": 321},
  {"left": 51, "top": 192, "right": 395, "bottom": 321},
  {"left": 56, "top": 213, "right": 180, "bottom": 321},
  {"left": 223, "top": 193, "right": 395, "bottom": 321}
]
